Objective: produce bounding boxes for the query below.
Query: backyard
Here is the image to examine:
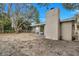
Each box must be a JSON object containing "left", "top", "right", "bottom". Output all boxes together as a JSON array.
[{"left": 0, "top": 33, "right": 79, "bottom": 56}]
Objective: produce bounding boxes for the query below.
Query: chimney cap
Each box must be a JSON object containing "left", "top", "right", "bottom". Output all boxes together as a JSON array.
[{"left": 50, "top": 7, "right": 54, "bottom": 10}]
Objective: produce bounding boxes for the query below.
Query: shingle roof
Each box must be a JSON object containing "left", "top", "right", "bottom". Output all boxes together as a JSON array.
[
  {"left": 60, "top": 16, "right": 76, "bottom": 23},
  {"left": 31, "top": 16, "right": 76, "bottom": 26}
]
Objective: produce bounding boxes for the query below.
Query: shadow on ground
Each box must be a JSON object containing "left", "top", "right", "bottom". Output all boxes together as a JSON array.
[{"left": 0, "top": 39, "right": 79, "bottom": 56}]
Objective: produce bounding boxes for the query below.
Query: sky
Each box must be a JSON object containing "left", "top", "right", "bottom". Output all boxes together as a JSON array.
[
  {"left": 34, "top": 3, "right": 77, "bottom": 23},
  {"left": 4, "top": 3, "right": 77, "bottom": 23}
]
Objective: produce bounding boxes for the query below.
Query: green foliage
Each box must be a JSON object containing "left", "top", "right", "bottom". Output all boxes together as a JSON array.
[
  {"left": 62, "top": 3, "right": 79, "bottom": 10},
  {"left": 0, "top": 13, "right": 12, "bottom": 33},
  {"left": 0, "top": 3, "right": 47, "bottom": 33},
  {"left": 32, "top": 6, "right": 40, "bottom": 24}
]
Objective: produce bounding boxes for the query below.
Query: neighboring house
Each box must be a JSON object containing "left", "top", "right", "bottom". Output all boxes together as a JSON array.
[
  {"left": 31, "top": 23, "right": 45, "bottom": 34},
  {"left": 31, "top": 8, "right": 79, "bottom": 41}
]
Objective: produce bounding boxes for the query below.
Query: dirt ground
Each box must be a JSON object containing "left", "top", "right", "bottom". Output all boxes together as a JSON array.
[{"left": 0, "top": 33, "right": 79, "bottom": 56}]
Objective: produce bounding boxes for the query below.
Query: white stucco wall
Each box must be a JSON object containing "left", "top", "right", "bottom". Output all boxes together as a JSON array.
[
  {"left": 35, "top": 26, "right": 40, "bottom": 34},
  {"left": 61, "top": 22, "right": 73, "bottom": 40},
  {"left": 44, "top": 8, "right": 60, "bottom": 40}
]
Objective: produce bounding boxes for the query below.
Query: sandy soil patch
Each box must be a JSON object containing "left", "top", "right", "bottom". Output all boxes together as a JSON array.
[
  {"left": 0, "top": 33, "right": 37, "bottom": 41},
  {"left": 0, "top": 33, "right": 79, "bottom": 56}
]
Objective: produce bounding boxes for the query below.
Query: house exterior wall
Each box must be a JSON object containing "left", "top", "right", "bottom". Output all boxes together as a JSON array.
[
  {"left": 35, "top": 26, "right": 40, "bottom": 34},
  {"left": 32, "top": 26, "right": 40, "bottom": 33},
  {"left": 44, "top": 8, "right": 60, "bottom": 40},
  {"left": 61, "top": 22, "right": 73, "bottom": 40}
]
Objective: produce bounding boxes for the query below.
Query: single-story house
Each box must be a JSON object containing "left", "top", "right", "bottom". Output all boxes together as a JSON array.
[{"left": 31, "top": 8, "right": 79, "bottom": 41}]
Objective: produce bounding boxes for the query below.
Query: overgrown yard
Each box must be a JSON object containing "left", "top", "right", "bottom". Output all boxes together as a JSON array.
[{"left": 0, "top": 33, "right": 79, "bottom": 56}]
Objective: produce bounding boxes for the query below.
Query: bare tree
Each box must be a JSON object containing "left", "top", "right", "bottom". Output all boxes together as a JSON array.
[{"left": 11, "top": 4, "right": 40, "bottom": 32}]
